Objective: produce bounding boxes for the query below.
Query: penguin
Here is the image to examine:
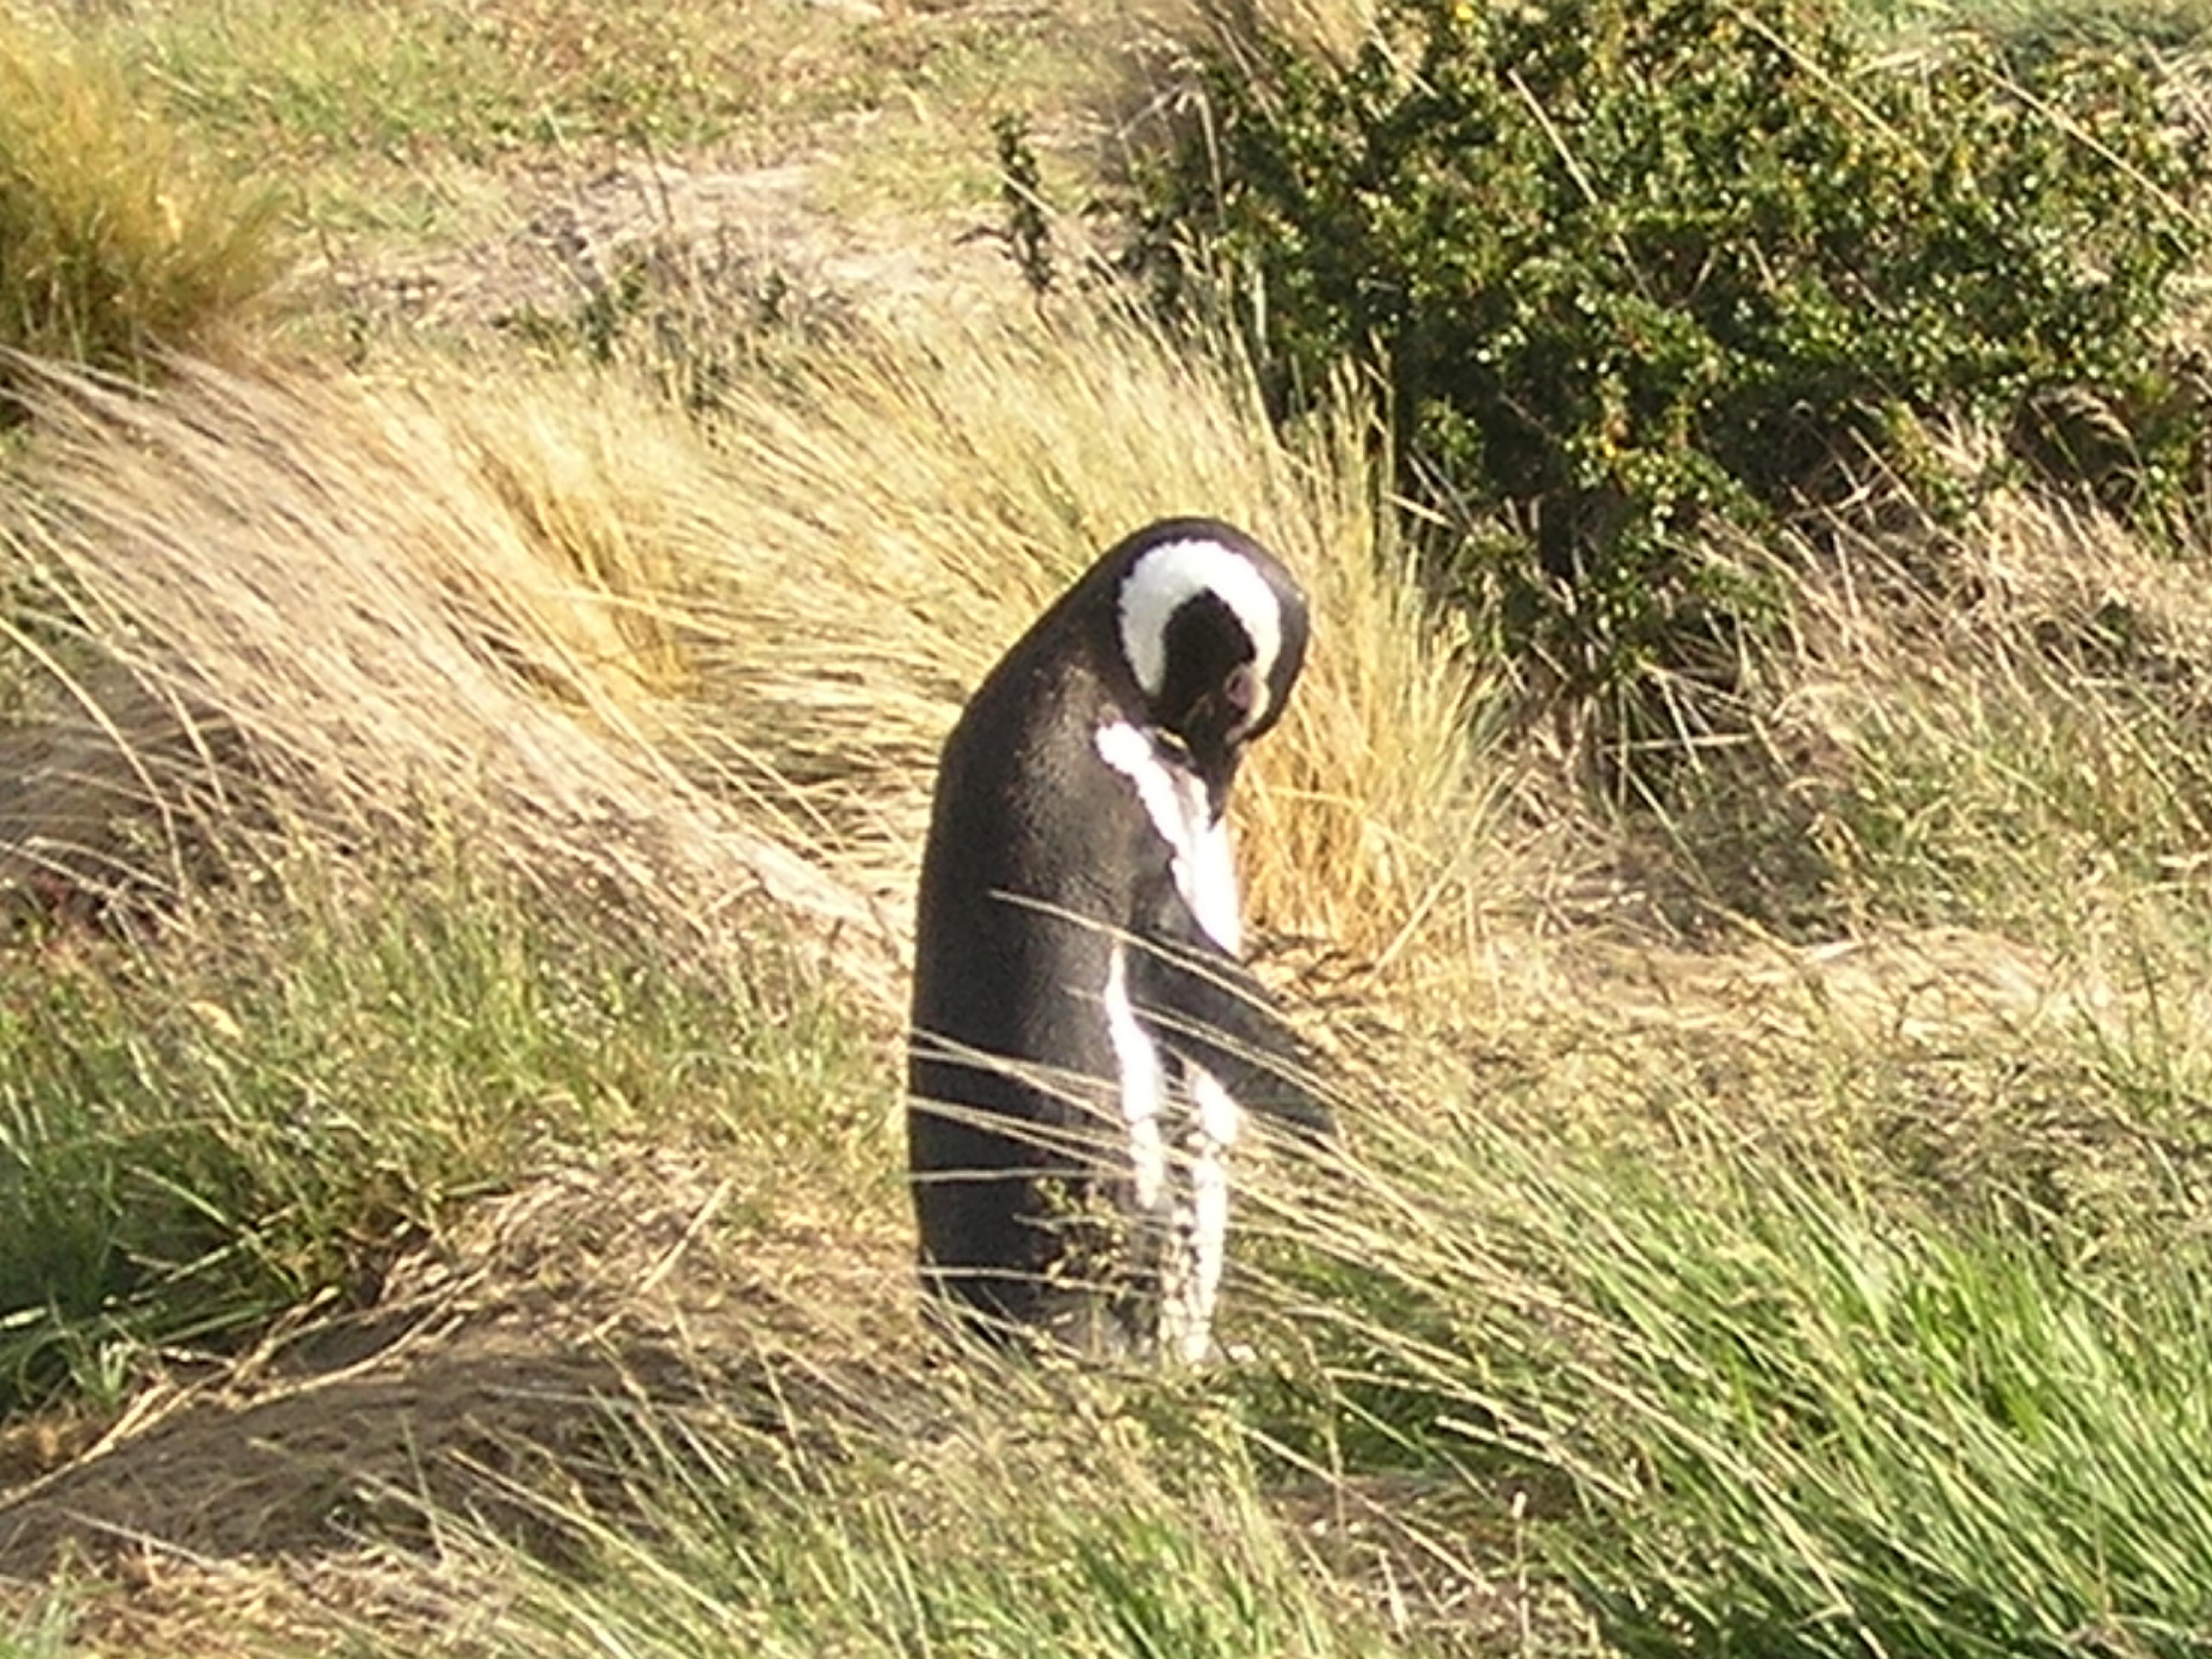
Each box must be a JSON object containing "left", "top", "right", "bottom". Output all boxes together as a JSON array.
[{"left": 907, "top": 515, "right": 1331, "bottom": 1359}]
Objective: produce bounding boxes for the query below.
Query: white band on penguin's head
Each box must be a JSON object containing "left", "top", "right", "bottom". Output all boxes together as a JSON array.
[{"left": 1116, "top": 538, "right": 1285, "bottom": 720}]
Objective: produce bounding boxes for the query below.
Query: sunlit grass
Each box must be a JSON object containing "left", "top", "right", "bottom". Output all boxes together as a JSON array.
[
  {"left": 9, "top": 1, "right": 2212, "bottom": 1653},
  {"left": 0, "top": 1590, "right": 74, "bottom": 1659},
  {"left": 0, "top": 849, "right": 889, "bottom": 1414},
  {"left": 363, "top": 1348, "right": 1484, "bottom": 1659},
  {"left": 1235, "top": 1094, "right": 2212, "bottom": 1658},
  {"left": 0, "top": 13, "right": 276, "bottom": 381},
  {"left": 30, "top": 0, "right": 1124, "bottom": 247}
]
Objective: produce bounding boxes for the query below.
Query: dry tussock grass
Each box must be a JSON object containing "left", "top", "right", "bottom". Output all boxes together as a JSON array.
[
  {"left": 0, "top": 1138, "right": 919, "bottom": 1656},
  {"left": 1, "top": 355, "right": 899, "bottom": 1000},
  {"left": 0, "top": 14, "right": 276, "bottom": 376},
  {"left": 675, "top": 306, "right": 1502, "bottom": 966},
  {"left": 3, "top": 306, "right": 1501, "bottom": 989}
]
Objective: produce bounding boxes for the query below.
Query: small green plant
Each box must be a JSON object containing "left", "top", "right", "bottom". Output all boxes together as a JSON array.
[
  {"left": 995, "top": 110, "right": 1057, "bottom": 295},
  {"left": 1129, "top": 0, "right": 2209, "bottom": 752},
  {"left": 496, "top": 232, "right": 847, "bottom": 415}
]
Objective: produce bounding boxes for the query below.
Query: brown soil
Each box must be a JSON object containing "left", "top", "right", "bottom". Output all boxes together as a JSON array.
[{"left": 310, "top": 152, "right": 1028, "bottom": 346}]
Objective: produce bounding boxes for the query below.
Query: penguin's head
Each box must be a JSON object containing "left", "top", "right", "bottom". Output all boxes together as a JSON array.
[{"left": 1111, "top": 519, "right": 1309, "bottom": 789}]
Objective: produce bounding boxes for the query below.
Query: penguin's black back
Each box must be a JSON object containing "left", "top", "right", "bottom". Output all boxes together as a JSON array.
[{"left": 906, "top": 591, "right": 1167, "bottom": 1336}]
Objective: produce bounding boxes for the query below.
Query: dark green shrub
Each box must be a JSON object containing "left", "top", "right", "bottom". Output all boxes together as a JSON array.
[
  {"left": 1128, "top": 0, "right": 2209, "bottom": 742},
  {"left": 996, "top": 111, "right": 1057, "bottom": 295}
]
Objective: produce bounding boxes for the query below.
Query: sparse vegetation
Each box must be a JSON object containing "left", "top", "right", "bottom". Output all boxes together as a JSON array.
[{"left": 3, "top": 1, "right": 2212, "bottom": 1656}]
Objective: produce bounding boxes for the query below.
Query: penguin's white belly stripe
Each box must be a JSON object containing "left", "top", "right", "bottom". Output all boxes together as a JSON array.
[
  {"left": 1183, "top": 815, "right": 1243, "bottom": 955},
  {"left": 1162, "top": 1066, "right": 1243, "bottom": 1364},
  {"left": 1093, "top": 720, "right": 1243, "bottom": 952},
  {"left": 1103, "top": 944, "right": 1167, "bottom": 1212},
  {"left": 1094, "top": 719, "right": 1252, "bottom": 1362}
]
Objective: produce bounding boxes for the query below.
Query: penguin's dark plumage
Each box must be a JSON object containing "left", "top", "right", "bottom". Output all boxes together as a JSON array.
[{"left": 906, "top": 516, "right": 1329, "bottom": 1357}]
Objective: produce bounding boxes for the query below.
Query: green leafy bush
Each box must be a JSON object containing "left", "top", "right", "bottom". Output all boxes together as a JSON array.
[{"left": 1129, "top": 0, "right": 2209, "bottom": 736}]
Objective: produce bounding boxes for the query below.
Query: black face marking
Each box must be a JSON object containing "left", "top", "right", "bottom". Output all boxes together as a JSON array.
[{"left": 1150, "top": 591, "right": 1257, "bottom": 798}]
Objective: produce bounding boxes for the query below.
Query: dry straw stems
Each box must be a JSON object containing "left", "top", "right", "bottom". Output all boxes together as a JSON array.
[{"left": 3, "top": 306, "right": 1499, "bottom": 1004}]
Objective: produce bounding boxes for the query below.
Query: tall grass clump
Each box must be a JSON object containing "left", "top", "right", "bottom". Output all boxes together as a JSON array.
[
  {"left": 0, "top": 850, "right": 884, "bottom": 1415},
  {"left": 405, "top": 1356, "right": 1438, "bottom": 1659},
  {"left": 1644, "top": 470, "right": 2212, "bottom": 938},
  {"left": 1243, "top": 1104, "right": 2212, "bottom": 1658},
  {"left": 0, "top": 16, "right": 276, "bottom": 393},
  {"left": 1128, "top": 0, "right": 2209, "bottom": 765},
  {"left": 674, "top": 308, "right": 1502, "bottom": 967},
  {"left": 0, "top": 356, "right": 897, "bottom": 1002}
]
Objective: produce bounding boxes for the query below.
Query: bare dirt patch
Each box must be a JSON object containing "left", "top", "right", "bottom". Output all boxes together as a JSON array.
[{"left": 308, "top": 151, "right": 1033, "bottom": 348}]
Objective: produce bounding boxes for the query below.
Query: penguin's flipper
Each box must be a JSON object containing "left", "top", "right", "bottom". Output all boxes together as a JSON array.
[{"left": 1125, "top": 882, "right": 1336, "bottom": 1139}]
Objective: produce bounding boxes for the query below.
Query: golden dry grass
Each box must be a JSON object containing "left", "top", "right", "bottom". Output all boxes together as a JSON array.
[
  {"left": 0, "top": 355, "right": 900, "bottom": 1001},
  {"left": 3, "top": 306, "right": 1499, "bottom": 987},
  {"left": 669, "top": 307, "right": 1502, "bottom": 964},
  {"left": 0, "top": 12, "right": 276, "bottom": 375}
]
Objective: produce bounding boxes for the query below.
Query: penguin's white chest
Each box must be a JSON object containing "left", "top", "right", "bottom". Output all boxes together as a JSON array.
[
  {"left": 1093, "top": 719, "right": 1248, "bottom": 1362},
  {"left": 1091, "top": 720, "right": 1242, "bottom": 952}
]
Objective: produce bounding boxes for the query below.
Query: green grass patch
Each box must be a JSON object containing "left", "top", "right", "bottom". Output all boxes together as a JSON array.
[
  {"left": 0, "top": 1591, "right": 73, "bottom": 1659},
  {"left": 0, "top": 850, "right": 888, "bottom": 1416},
  {"left": 39, "top": 0, "right": 1109, "bottom": 242},
  {"left": 71, "top": 0, "right": 779, "bottom": 160},
  {"left": 401, "top": 1369, "right": 1450, "bottom": 1659},
  {"left": 1246, "top": 1103, "right": 2212, "bottom": 1657}
]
